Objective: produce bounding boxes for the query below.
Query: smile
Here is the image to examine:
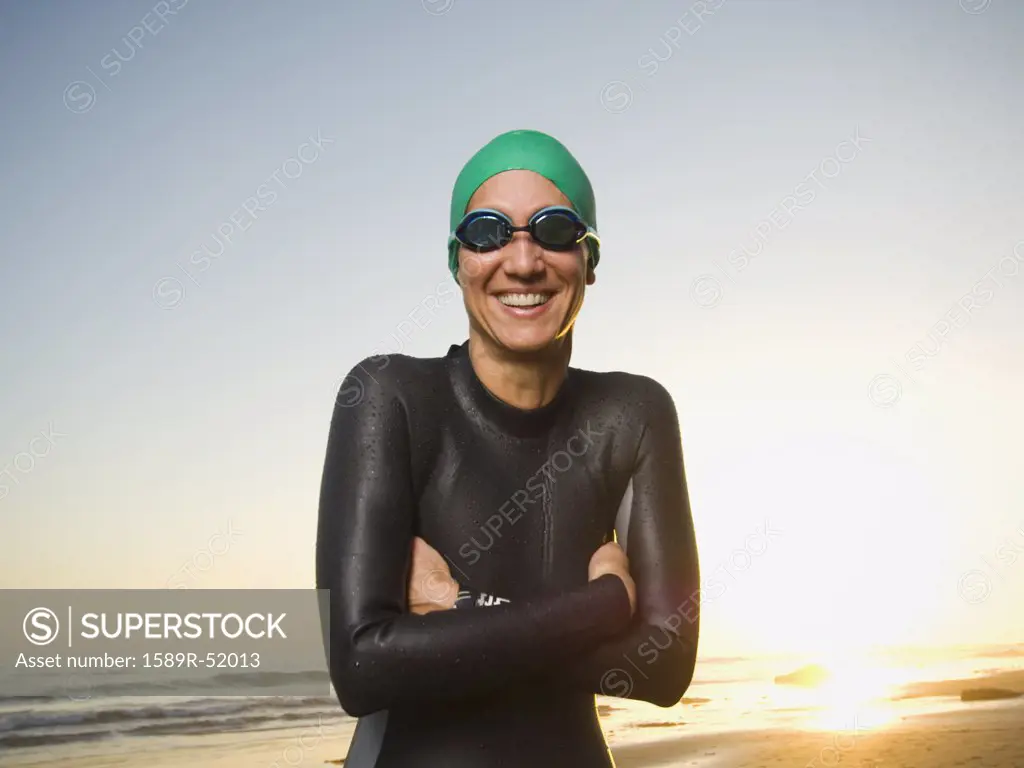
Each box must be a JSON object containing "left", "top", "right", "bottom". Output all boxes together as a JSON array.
[
  {"left": 493, "top": 292, "right": 555, "bottom": 318},
  {"left": 496, "top": 292, "right": 553, "bottom": 308}
]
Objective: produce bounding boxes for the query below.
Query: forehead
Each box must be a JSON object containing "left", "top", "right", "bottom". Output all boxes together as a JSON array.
[{"left": 468, "top": 169, "right": 573, "bottom": 212}]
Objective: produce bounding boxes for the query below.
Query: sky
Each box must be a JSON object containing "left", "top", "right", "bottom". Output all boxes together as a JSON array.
[{"left": 0, "top": 0, "right": 1022, "bottom": 659}]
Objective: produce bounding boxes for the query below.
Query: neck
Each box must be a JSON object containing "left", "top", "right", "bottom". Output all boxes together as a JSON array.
[{"left": 467, "top": 330, "right": 572, "bottom": 410}]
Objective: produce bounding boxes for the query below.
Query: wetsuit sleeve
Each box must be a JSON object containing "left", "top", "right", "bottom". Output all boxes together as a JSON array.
[
  {"left": 561, "top": 378, "right": 700, "bottom": 707},
  {"left": 316, "top": 359, "right": 633, "bottom": 717}
]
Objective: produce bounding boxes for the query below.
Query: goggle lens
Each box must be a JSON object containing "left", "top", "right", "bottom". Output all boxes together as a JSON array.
[
  {"left": 461, "top": 215, "right": 510, "bottom": 251},
  {"left": 455, "top": 207, "right": 587, "bottom": 252},
  {"left": 532, "top": 210, "right": 583, "bottom": 250}
]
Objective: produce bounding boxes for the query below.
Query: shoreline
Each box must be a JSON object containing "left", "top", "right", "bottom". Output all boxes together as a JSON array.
[
  {"left": 4, "top": 698, "right": 1022, "bottom": 767},
  {"left": 3, "top": 662, "right": 1023, "bottom": 767}
]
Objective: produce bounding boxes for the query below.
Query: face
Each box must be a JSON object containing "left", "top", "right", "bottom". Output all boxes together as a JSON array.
[{"left": 457, "top": 170, "right": 596, "bottom": 355}]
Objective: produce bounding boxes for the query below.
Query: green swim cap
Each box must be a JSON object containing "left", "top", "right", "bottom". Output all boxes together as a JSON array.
[{"left": 447, "top": 129, "right": 600, "bottom": 282}]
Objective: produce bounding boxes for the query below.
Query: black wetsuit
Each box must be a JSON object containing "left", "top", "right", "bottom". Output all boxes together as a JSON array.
[{"left": 316, "top": 341, "right": 700, "bottom": 768}]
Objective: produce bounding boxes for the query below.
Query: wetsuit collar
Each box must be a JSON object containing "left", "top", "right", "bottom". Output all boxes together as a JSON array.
[{"left": 447, "top": 341, "right": 573, "bottom": 439}]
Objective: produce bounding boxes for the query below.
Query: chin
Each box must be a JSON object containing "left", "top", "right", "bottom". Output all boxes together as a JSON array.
[
  {"left": 493, "top": 327, "right": 562, "bottom": 354},
  {"left": 471, "top": 296, "right": 575, "bottom": 355}
]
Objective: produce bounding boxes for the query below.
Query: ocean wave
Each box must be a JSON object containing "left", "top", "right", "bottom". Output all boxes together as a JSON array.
[
  {"left": 124, "top": 710, "right": 331, "bottom": 738},
  {"left": 0, "top": 695, "right": 339, "bottom": 735},
  {"left": 0, "top": 669, "right": 331, "bottom": 703},
  {"left": 0, "top": 707, "right": 347, "bottom": 750},
  {"left": 0, "top": 729, "right": 111, "bottom": 749},
  {"left": 0, "top": 710, "right": 347, "bottom": 750}
]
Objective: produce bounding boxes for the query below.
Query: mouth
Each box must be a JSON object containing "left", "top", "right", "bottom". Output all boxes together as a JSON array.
[{"left": 493, "top": 291, "right": 555, "bottom": 318}]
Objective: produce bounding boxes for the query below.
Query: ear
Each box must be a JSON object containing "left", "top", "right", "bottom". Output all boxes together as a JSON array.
[{"left": 581, "top": 241, "right": 597, "bottom": 285}]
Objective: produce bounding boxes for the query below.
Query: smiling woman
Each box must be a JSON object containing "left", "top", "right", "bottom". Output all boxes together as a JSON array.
[{"left": 316, "top": 129, "right": 700, "bottom": 768}]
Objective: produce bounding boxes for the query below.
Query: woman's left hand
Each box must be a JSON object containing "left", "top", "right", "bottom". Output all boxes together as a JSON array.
[{"left": 407, "top": 536, "right": 460, "bottom": 614}]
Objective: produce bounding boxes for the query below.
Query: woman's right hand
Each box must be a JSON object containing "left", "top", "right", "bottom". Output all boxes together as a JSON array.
[{"left": 588, "top": 541, "right": 637, "bottom": 617}]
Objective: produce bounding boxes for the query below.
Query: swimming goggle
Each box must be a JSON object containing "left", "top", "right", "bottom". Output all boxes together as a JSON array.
[{"left": 449, "top": 206, "right": 600, "bottom": 257}]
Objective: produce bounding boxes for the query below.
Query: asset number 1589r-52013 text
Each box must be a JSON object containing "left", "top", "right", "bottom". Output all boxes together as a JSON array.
[{"left": 142, "top": 652, "right": 260, "bottom": 668}]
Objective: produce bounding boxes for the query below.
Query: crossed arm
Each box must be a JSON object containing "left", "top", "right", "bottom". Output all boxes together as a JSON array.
[
  {"left": 559, "top": 379, "right": 700, "bottom": 705},
  {"left": 316, "top": 364, "right": 699, "bottom": 716}
]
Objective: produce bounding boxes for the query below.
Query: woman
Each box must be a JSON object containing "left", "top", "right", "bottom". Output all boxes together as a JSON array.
[{"left": 316, "top": 129, "right": 700, "bottom": 767}]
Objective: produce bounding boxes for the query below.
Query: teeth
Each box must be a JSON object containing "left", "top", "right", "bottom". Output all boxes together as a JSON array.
[{"left": 498, "top": 293, "right": 551, "bottom": 308}]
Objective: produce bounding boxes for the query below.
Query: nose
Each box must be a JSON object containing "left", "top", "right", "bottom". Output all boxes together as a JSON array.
[{"left": 501, "top": 231, "right": 545, "bottom": 279}]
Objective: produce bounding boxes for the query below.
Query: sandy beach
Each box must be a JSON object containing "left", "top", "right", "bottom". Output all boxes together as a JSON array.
[
  {"left": 612, "top": 701, "right": 1024, "bottom": 768},
  {"left": 157, "top": 692, "right": 1024, "bottom": 768},
  {"left": 608, "top": 668, "right": 1024, "bottom": 768},
  {"left": 116, "top": 697, "right": 1024, "bottom": 768}
]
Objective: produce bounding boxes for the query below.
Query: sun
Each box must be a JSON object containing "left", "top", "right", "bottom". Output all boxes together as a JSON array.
[
  {"left": 807, "top": 659, "right": 899, "bottom": 731},
  {"left": 783, "top": 648, "right": 920, "bottom": 732}
]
